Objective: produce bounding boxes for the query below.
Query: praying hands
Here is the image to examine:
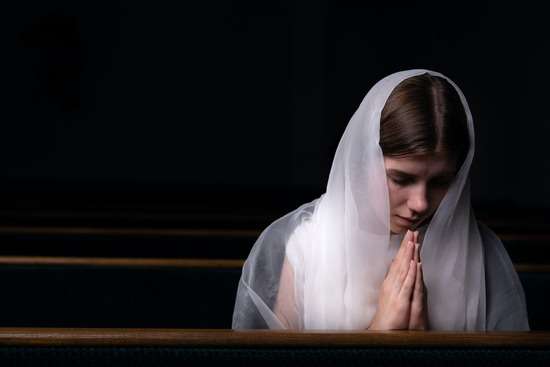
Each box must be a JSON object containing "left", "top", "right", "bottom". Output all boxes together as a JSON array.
[{"left": 368, "top": 230, "right": 429, "bottom": 330}]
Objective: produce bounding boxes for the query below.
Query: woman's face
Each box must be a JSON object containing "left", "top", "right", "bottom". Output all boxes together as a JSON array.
[{"left": 384, "top": 152, "right": 457, "bottom": 234}]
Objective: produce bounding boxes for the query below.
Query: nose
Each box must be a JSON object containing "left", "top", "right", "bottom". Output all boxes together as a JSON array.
[{"left": 408, "top": 184, "right": 429, "bottom": 216}]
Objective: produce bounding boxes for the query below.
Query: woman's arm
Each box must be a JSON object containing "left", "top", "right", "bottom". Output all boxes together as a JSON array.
[{"left": 273, "top": 256, "right": 302, "bottom": 329}]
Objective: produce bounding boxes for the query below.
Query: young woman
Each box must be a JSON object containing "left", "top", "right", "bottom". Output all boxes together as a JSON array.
[{"left": 232, "top": 69, "right": 529, "bottom": 331}]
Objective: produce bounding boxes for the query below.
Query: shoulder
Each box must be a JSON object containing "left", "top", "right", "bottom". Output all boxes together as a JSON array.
[
  {"left": 477, "top": 221, "right": 530, "bottom": 330},
  {"left": 285, "top": 210, "right": 315, "bottom": 270},
  {"left": 477, "top": 221, "right": 514, "bottom": 284},
  {"left": 243, "top": 198, "right": 317, "bottom": 271},
  {"left": 262, "top": 199, "right": 317, "bottom": 238},
  {"left": 250, "top": 199, "right": 317, "bottom": 251},
  {"left": 477, "top": 222, "right": 518, "bottom": 283}
]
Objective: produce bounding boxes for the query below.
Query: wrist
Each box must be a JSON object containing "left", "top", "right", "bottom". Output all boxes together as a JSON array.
[{"left": 368, "top": 315, "right": 384, "bottom": 330}]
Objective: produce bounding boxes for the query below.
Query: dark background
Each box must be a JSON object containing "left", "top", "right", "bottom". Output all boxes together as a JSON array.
[{"left": 1, "top": 0, "right": 548, "bottom": 228}]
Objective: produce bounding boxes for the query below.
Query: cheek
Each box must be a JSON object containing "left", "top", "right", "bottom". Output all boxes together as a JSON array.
[{"left": 387, "top": 183, "right": 406, "bottom": 209}]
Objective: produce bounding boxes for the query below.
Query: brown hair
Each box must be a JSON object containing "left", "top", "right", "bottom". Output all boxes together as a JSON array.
[{"left": 379, "top": 73, "right": 470, "bottom": 168}]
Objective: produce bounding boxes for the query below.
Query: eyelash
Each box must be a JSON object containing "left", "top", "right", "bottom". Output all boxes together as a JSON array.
[
  {"left": 390, "top": 177, "right": 452, "bottom": 188},
  {"left": 390, "top": 177, "right": 412, "bottom": 186}
]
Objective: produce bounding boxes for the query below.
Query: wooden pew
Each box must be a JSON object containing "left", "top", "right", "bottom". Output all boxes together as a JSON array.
[
  {"left": 0, "top": 226, "right": 256, "bottom": 258},
  {"left": 0, "top": 328, "right": 548, "bottom": 366},
  {"left": 0, "top": 225, "right": 549, "bottom": 263},
  {"left": 0, "top": 257, "right": 241, "bottom": 328},
  {"left": 0, "top": 257, "right": 548, "bottom": 330}
]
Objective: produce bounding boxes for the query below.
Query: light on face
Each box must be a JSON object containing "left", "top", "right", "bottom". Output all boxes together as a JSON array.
[{"left": 384, "top": 153, "right": 456, "bottom": 233}]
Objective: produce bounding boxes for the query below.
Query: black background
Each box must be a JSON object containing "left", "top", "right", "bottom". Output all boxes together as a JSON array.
[{"left": 1, "top": 0, "right": 548, "bottom": 225}]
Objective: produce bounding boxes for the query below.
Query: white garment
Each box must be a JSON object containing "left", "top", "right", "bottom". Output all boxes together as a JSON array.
[{"left": 232, "top": 69, "right": 529, "bottom": 330}]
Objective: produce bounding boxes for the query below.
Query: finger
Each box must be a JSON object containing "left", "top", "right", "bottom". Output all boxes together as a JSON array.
[
  {"left": 395, "top": 241, "right": 414, "bottom": 288},
  {"left": 389, "top": 231, "right": 413, "bottom": 276},
  {"left": 402, "top": 239, "right": 415, "bottom": 271},
  {"left": 413, "top": 242, "right": 419, "bottom": 262},
  {"left": 395, "top": 230, "right": 413, "bottom": 260},
  {"left": 390, "top": 232, "right": 415, "bottom": 286},
  {"left": 414, "top": 262, "right": 424, "bottom": 301},
  {"left": 417, "top": 230, "right": 424, "bottom": 245},
  {"left": 418, "top": 261, "right": 427, "bottom": 299},
  {"left": 409, "top": 262, "right": 425, "bottom": 329},
  {"left": 412, "top": 231, "right": 422, "bottom": 263},
  {"left": 399, "top": 259, "right": 416, "bottom": 299}
]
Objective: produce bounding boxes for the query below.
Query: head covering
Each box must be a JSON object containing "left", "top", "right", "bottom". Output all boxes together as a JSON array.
[{"left": 232, "top": 69, "right": 529, "bottom": 330}]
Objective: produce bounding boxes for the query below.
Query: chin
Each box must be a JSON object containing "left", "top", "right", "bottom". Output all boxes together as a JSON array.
[{"left": 390, "top": 225, "right": 407, "bottom": 235}]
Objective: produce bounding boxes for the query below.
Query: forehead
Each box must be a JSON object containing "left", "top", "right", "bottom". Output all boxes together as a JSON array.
[{"left": 384, "top": 152, "right": 457, "bottom": 177}]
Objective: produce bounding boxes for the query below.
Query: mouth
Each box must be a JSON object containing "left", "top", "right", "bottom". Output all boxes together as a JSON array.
[{"left": 395, "top": 215, "right": 420, "bottom": 229}]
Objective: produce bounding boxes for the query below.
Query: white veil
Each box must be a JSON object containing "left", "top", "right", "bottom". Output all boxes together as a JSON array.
[{"left": 232, "top": 69, "right": 529, "bottom": 330}]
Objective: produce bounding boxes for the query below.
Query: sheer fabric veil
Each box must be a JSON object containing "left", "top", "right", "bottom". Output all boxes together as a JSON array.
[{"left": 232, "top": 69, "right": 529, "bottom": 330}]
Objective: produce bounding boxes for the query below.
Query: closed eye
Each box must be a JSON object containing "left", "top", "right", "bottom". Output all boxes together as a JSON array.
[{"left": 389, "top": 176, "right": 414, "bottom": 186}]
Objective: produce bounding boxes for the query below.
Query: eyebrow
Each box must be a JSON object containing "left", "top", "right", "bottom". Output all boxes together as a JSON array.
[{"left": 386, "top": 169, "right": 456, "bottom": 179}]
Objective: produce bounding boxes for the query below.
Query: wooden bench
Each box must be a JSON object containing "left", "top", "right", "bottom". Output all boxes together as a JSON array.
[
  {"left": 0, "top": 328, "right": 548, "bottom": 366},
  {"left": 0, "top": 226, "right": 549, "bottom": 263},
  {"left": 0, "top": 257, "right": 548, "bottom": 330}
]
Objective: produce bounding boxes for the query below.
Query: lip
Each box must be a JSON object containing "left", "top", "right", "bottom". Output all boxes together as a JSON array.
[{"left": 395, "top": 215, "right": 416, "bottom": 227}]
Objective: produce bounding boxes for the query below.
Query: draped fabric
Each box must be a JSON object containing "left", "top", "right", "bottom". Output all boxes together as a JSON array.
[{"left": 232, "top": 69, "right": 529, "bottom": 330}]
